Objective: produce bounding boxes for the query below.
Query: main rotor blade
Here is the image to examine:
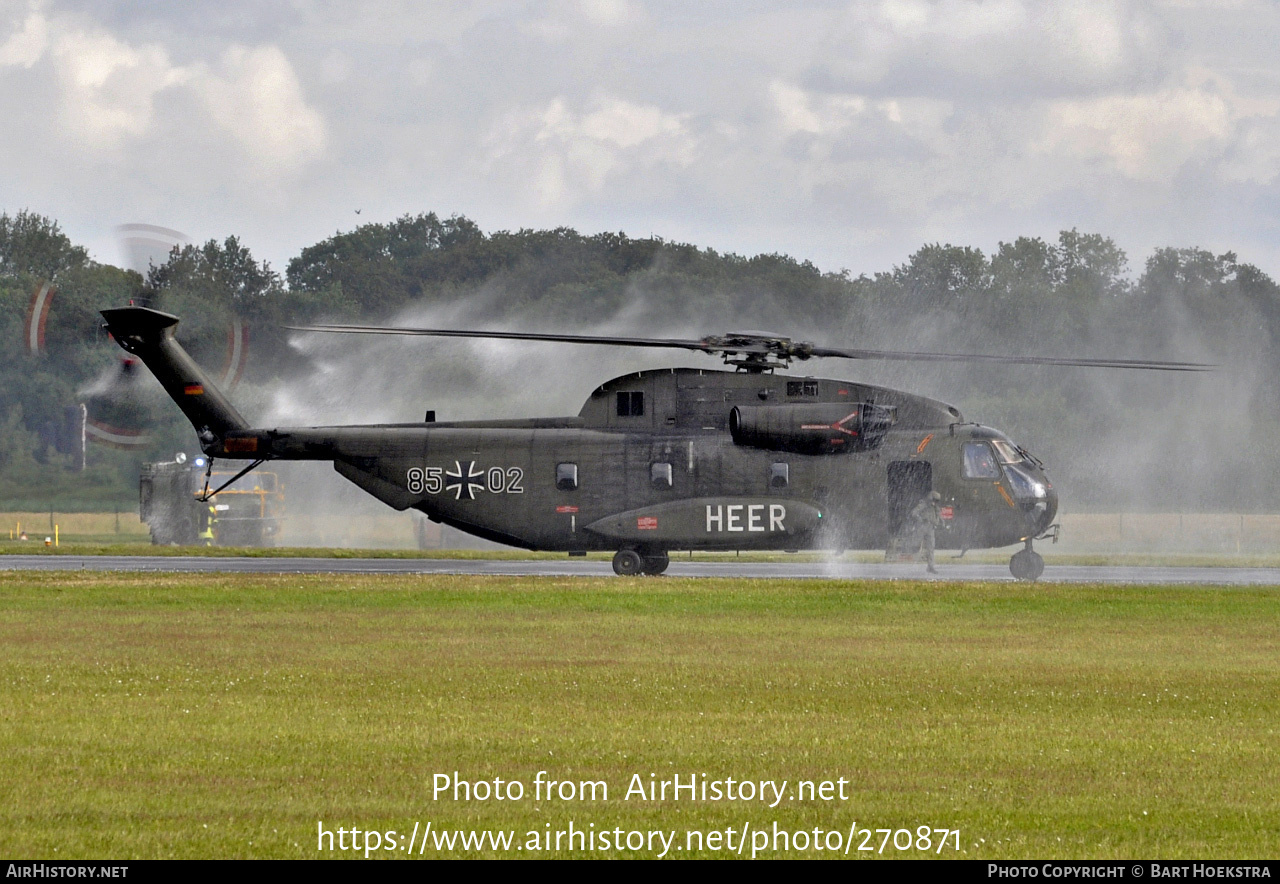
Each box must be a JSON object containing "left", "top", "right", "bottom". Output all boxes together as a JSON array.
[
  {"left": 285, "top": 323, "right": 1215, "bottom": 371},
  {"left": 806, "top": 345, "right": 1215, "bottom": 372},
  {"left": 283, "top": 324, "right": 763, "bottom": 353}
]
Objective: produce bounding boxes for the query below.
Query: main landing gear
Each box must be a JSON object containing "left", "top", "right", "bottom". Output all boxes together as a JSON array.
[
  {"left": 612, "top": 547, "right": 670, "bottom": 576},
  {"left": 1009, "top": 538, "right": 1045, "bottom": 581}
]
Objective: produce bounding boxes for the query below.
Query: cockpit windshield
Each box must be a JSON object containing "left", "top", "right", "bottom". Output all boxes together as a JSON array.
[
  {"left": 1003, "top": 463, "right": 1048, "bottom": 499},
  {"left": 990, "top": 439, "right": 1022, "bottom": 464}
]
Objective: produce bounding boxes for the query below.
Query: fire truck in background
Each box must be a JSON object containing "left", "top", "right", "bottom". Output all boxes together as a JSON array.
[{"left": 140, "top": 456, "right": 284, "bottom": 546}]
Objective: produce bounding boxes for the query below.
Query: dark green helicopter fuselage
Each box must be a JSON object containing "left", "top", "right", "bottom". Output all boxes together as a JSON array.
[{"left": 102, "top": 307, "right": 1058, "bottom": 559}]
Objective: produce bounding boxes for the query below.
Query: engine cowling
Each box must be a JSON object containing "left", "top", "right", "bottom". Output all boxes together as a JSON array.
[{"left": 729, "top": 403, "right": 896, "bottom": 454}]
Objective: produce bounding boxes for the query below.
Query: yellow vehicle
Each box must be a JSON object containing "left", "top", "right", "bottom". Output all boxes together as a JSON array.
[{"left": 140, "top": 458, "right": 284, "bottom": 546}]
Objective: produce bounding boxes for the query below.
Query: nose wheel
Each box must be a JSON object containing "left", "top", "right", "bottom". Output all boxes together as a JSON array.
[{"left": 1009, "top": 540, "right": 1045, "bottom": 581}]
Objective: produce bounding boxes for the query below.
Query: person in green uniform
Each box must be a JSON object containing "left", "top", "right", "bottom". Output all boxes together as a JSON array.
[{"left": 907, "top": 491, "right": 943, "bottom": 574}]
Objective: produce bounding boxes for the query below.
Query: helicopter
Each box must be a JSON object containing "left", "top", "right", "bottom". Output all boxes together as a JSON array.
[{"left": 100, "top": 305, "right": 1211, "bottom": 580}]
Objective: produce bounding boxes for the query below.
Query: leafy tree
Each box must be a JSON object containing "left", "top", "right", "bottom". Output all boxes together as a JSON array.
[
  {"left": 0, "top": 210, "right": 89, "bottom": 281},
  {"left": 149, "top": 237, "right": 284, "bottom": 319},
  {"left": 1056, "top": 228, "right": 1128, "bottom": 298},
  {"left": 892, "top": 243, "right": 991, "bottom": 301},
  {"left": 3, "top": 210, "right": 1278, "bottom": 511},
  {"left": 286, "top": 213, "right": 487, "bottom": 315},
  {"left": 147, "top": 237, "right": 292, "bottom": 378}
]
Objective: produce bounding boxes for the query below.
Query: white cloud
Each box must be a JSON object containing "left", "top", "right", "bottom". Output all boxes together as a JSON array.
[
  {"left": 771, "top": 81, "right": 867, "bottom": 135},
  {"left": 197, "top": 45, "right": 327, "bottom": 171},
  {"left": 1035, "top": 82, "right": 1278, "bottom": 182},
  {"left": 5, "top": 1, "right": 1280, "bottom": 281},
  {"left": 0, "top": 4, "right": 46, "bottom": 67},
  {"left": 1220, "top": 116, "right": 1280, "bottom": 184},
  {"left": 1036, "top": 89, "right": 1230, "bottom": 181},
  {"left": 51, "top": 27, "right": 189, "bottom": 143},
  {"left": 487, "top": 96, "right": 698, "bottom": 207},
  {"left": 0, "top": 5, "right": 325, "bottom": 171},
  {"left": 523, "top": 0, "right": 643, "bottom": 40},
  {"left": 560, "top": 98, "right": 687, "bottom": 150},
  {"left": 574, "top": 0, "right": 638, "bottom": 27},
  {"left": 815, "top": 0, "right": 1170, "bottom": 97}
]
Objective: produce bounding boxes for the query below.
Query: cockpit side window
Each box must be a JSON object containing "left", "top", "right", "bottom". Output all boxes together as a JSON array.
[{"left": 962, "top": 442, "right": 1001, "bottom": 479}]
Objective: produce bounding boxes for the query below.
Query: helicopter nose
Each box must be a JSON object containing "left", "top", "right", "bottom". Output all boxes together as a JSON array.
[{"left": 1030, "top": 483, "right": 1058, "bottom": 535}]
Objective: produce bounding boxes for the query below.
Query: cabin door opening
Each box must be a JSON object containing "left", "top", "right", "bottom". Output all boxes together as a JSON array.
[{"left": 886, "top": 461, "right": 933, "bottom": 536}]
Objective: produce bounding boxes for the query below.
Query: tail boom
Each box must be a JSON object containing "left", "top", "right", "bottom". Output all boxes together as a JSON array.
[{"left": 101, "top": 307, "right": 250, "bottom": 453}]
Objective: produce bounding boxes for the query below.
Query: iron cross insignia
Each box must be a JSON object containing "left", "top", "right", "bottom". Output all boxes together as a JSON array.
[{"left": 445, "top": 460, "right": 485, "bottom": 500}]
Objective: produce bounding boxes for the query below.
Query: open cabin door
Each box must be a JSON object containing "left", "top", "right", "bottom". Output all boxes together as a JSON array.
[{"left": 886, "top": 461, "right": 933, "bottom": 537}]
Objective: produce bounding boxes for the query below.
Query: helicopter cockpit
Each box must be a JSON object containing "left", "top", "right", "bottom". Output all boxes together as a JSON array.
[
  {"left": 998, "top": 440, "right": 1057, "bottom": 531},
  {"left": 962, "top": 436, "right": 1057, "bottom": 532},
  {"left": 991, "top": 439, "right": 1048, "bottom": 496}
]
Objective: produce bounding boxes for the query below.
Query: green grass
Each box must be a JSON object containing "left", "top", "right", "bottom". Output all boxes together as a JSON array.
[{"left": 1, "top": 572, "right": 1278, "bottom": 859}]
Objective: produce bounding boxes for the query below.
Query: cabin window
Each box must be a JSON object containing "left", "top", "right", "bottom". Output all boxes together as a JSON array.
[
  {"left": 770, "top": 462, "right": 790, "bottom": 489},
  {"left": 616, "top": 391, "right": 644, "bottom": 417},
  {"left": 650, "top": 462, "right": 673, "bottom": 488},
  {"left": 962, "top": 442, "right": 1001, "bottom": 479},
  {"left": 786, "top": 380, "right": 818, "bottom": 397},
  {"left": 556, "top": 462, "right": 579, "bottom": 491}
]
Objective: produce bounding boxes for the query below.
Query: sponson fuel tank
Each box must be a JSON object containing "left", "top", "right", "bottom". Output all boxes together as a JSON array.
[{"left": 729, "top": 403, "right": 897, "bottom": 454}]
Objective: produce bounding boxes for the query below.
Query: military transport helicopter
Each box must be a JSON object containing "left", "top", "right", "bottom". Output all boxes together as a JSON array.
[{"left": 100, "top": 306, "right": 1211, "bottom": 580}]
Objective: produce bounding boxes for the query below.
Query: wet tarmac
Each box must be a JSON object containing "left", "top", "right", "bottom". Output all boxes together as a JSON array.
[{"left": 4, "top": 555, "right": 1280, "bottom": 585}]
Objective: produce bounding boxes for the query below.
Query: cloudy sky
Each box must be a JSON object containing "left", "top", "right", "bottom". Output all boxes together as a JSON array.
[{"left": 2, "top": 0, "right": 1279, "bottom": 278}]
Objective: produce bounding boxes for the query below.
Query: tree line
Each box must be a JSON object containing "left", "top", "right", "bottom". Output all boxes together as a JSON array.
[{"left": 1, "top": 209, "right": 1276, "bottom": 510}]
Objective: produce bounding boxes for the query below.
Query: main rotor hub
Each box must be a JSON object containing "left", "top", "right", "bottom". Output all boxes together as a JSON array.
[{"left": 700, "top": 333, "right": 816, "bottom": 372}]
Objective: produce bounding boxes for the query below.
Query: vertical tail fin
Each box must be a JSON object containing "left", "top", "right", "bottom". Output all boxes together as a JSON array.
[{"left": 100, "top": 307, "right": 249, "bottom": 449}]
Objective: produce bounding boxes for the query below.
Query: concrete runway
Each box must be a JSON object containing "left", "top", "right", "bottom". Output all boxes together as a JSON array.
[{"left": 4, "top": 554, "right": 1280, "bottom": 584}]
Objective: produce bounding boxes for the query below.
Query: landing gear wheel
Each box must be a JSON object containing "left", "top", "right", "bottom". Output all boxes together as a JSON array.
[
  {"left": 612, "top": 548, "right": 644, "bottom": 576},
  {"left": 1009, "top": 549, "right": 1045, "bottom": 581},
  {"left": 642, "top": 551, "right": 670, "bottom": 575}
]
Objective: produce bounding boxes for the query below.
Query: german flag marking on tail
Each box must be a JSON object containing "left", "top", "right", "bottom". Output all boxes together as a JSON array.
[{"left": 184, "top": 384, "right": 204, "bottom": 395}]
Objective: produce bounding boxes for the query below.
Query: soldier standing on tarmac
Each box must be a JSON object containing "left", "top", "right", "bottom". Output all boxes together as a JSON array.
[{"left": 908, "top": 491, "right": 944, "bottom": 574}]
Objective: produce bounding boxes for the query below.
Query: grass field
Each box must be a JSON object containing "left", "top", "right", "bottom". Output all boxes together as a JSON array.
[{"left": 1, "top": 572, "right": 1278, "bottom": 859}]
